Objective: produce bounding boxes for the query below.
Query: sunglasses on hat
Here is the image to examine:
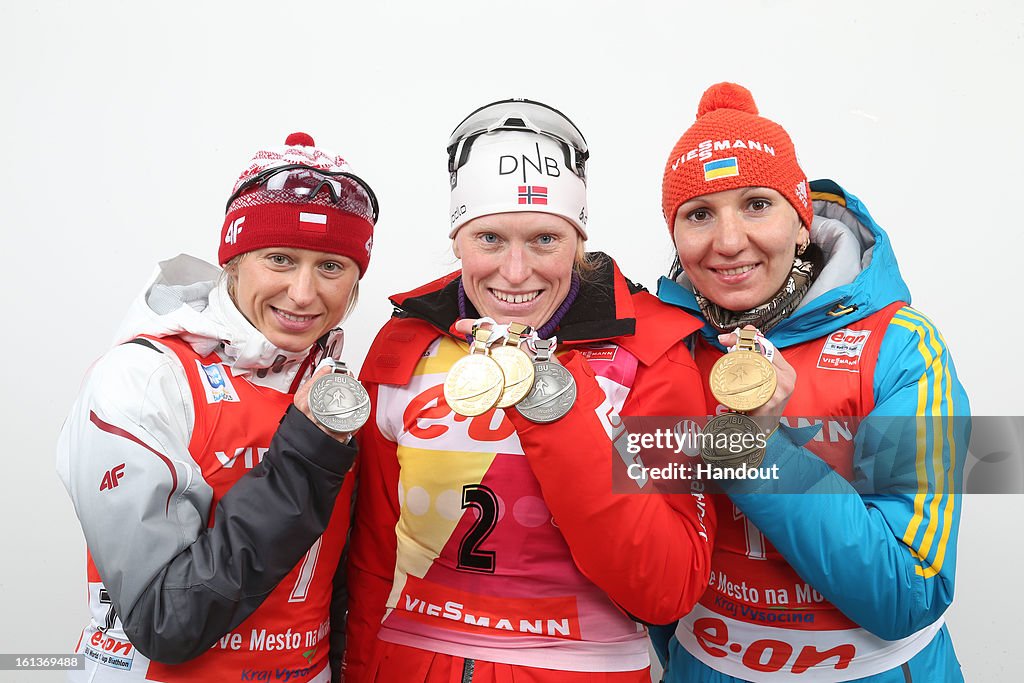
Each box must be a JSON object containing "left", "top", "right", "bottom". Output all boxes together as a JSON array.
[
  {"left": 447, "top": 98, "right": 589, "bottom": 181},
  {"left": 226, "top": 163, "right": 380, "bottom": 224}
]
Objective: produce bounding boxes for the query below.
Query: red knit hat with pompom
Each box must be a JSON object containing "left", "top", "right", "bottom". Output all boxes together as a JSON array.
[
  {"left": 661, "top": 83, "right": 812, "bottom": 233},
  {"left": 219, "top": 132, "right": 376, "bottom": 276}
]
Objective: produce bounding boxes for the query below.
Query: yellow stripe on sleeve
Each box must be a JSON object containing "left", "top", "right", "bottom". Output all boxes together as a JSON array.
[
  {"left": 891, "top": 309, "right": 957, "bottom": 578},
  {"left": 899, "top": 308, "right": 958, "bottom": 578},
  {"left": 890, "top": 316, "right": 934, "bottom": 554},
  {"left": 902, "top": 311, "right": 944, "bottom": 561}
]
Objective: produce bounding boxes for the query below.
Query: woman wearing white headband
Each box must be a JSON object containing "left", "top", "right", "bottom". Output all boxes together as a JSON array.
[
  {"left": 652, "top": 83, "right": 970, "bottom": 682},
  {"left": 58, "top": 133, "right": 376, "bottom": 682},
  {"left": 343, "top": 100, "right": 716, "bottom": 681}
]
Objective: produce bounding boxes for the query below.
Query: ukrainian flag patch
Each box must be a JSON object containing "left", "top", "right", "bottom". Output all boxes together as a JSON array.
[{"left": 704, "top": 157, "right": 739, "bottom": 181}]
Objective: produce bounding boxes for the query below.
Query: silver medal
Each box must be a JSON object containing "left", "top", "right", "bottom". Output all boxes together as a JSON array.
[
  {"left": 515, "top": 338, "right": 576, "bottom": 423},
  {"left": 309, "top": 362, "right": 370, "bottom": 434}
]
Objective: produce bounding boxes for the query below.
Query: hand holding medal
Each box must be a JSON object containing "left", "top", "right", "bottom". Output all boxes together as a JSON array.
[
  {"left": 710, "top": 327, "right": 777, "bottom": 412},
  {"left": 702, "top": 326, "right": 786, "bottom": 469},
  {"left": 302, "top": 359, "right": 371, "bottom": 439}
]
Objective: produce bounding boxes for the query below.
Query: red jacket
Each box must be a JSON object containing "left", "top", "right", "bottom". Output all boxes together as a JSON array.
[{"left": 344, "top": 255, "right": 716, "bottom": 678}]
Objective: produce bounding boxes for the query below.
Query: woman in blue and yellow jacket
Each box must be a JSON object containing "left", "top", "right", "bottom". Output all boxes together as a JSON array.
[{"left": 652, "top": 82, "right": 970, "bottom": 682}]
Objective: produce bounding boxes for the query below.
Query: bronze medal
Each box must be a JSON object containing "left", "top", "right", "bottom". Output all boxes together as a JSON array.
[
  {"left": 491, "top": 323, "right": 535, "bottom": 408},
  {"left": 444, "top": 328, "right": 504, "bottom": 417},
  {"left": 309, "top": 362, "right": 371, "bottom": 434},
  {"left": 700, "top": 412, "right": 766, "bottom": 469},
  {"left": 710, "top": 328, "right": 777, "bottom": 412}
]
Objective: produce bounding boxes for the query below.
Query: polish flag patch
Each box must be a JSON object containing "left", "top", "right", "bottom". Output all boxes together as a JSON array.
[{"left": 299, "top": 212, "right": 328, "bottom": 232}]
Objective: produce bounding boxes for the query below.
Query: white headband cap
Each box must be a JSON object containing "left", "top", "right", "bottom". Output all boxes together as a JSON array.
[{"left": 448, "top": 131, "right": 588, "bottom": 238}]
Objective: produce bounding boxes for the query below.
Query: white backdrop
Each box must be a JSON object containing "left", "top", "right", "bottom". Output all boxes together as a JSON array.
[{"left": 2, "top": 1, "right": 1021, "bottom": 680}]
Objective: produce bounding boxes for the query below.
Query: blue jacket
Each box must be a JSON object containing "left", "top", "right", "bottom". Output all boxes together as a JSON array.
[{"left": 653, "top": 180, "right": 970, "bottom": 682}]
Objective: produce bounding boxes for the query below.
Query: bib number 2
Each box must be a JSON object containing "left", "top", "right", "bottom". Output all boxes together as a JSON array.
[{"left": 457, "top": 484, "right": 498, "bottom": 573}]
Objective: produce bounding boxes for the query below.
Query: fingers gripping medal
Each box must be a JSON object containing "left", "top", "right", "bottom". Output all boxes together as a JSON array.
[
  {"left": 491, "top": 323, "right": 536, "bottom": 408},
  {"left": 710, "top": 327, "right": 777, "bottom": 412},
  {"left": 516, "top": 338, "right": 576, "bottom": 423},
  {"left": 444, "top": 326, "right": 505, "bottom": 417},
  {"left": 703, "top": 328, "right": 777, "bottom": 469},
  {"left": 309, "top": 360, "right": 371, "bottom": 434}
]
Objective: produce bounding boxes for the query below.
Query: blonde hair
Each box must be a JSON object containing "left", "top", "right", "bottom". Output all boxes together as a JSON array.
[{"left": 573, "top": 238, "right": 598, "bottom": 281}]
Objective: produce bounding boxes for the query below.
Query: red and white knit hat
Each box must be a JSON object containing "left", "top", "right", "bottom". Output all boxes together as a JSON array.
[
  {"left": 661, "top": 83, "right": 812, "bottom": 233},
  {"left": 219, "top": 132, "right": 377, "bottom": 276}
]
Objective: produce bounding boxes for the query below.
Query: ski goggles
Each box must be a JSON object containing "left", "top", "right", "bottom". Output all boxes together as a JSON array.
[
  {"left": 225, "top": 163, "right": 379, "bottom": 224},
  {"left": 447, "top": 98, "right": 589, "bottom": 181}
]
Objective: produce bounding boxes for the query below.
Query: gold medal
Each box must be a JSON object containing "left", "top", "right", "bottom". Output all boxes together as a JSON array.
[
  {"left": 491, "top": 323, "right": 536, "bottom": 408},
  {"left": 710, "top": 328, "right": 777, "bottom": 412},
  {"left": 444, "top": 328, "right": 505, "bottom": 416}
]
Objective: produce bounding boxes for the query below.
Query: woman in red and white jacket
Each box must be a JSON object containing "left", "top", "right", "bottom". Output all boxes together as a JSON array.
[
  {"left": 58, "top": 133, "right": 378, "bottom": 682},
  {"left": 344, "top": 99, "right": 716, "bottom": 682}
]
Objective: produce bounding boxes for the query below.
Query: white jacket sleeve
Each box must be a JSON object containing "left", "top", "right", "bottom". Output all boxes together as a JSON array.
[
  {"left": 58, "top": 341, "right": 207, "bottom": 615},
  {"left": 57, "top": 340, "right": 356, "bottom": 663}
]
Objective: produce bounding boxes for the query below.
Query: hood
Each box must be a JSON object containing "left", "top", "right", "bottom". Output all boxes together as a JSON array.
[
  {"left": 113, "top": 254, "right": 344, "bottom": 387},
  {"left": 657, "top": 179, "right": 911, "bottom": 350}
]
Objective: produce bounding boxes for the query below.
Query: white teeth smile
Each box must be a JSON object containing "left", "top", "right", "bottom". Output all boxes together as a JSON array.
[
  {"left": 275, "top": 309, "right": 316, "bottom": 322},
  {"left": 717, "top": 265, "right": 756, "bottom": 276},
  {"left": 491, "top": 289, "right": 540, "bottom": 304}
]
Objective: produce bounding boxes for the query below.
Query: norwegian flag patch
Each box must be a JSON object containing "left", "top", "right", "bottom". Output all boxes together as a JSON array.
[{"left": 518, "top": 185, "right": 548, "bottom": 205}]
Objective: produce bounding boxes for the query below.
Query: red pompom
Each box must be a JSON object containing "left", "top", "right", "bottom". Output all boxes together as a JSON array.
[
  {"left": 284, "top": 132, "right": 316, "bottom": 147},
  {"left": 696, "top": 82, "right": 759, "bottom": 118}
]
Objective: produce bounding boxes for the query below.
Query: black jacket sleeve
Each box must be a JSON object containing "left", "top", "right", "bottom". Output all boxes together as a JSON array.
[{"left": 122, "top": 406, "right": 356, "bottom": 663}]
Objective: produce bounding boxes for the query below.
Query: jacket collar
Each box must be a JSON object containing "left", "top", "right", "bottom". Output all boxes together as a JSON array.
[
  {"left": 115, "top": 254, "right": 343, "bottom": 391},
  {"left": 363, "top": 253, "right": 705, "bottom": 386}
]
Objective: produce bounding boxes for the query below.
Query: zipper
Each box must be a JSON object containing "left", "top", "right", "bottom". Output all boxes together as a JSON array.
[{"left": 826, "top": 301, "right": 859, "bottom": 317}]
